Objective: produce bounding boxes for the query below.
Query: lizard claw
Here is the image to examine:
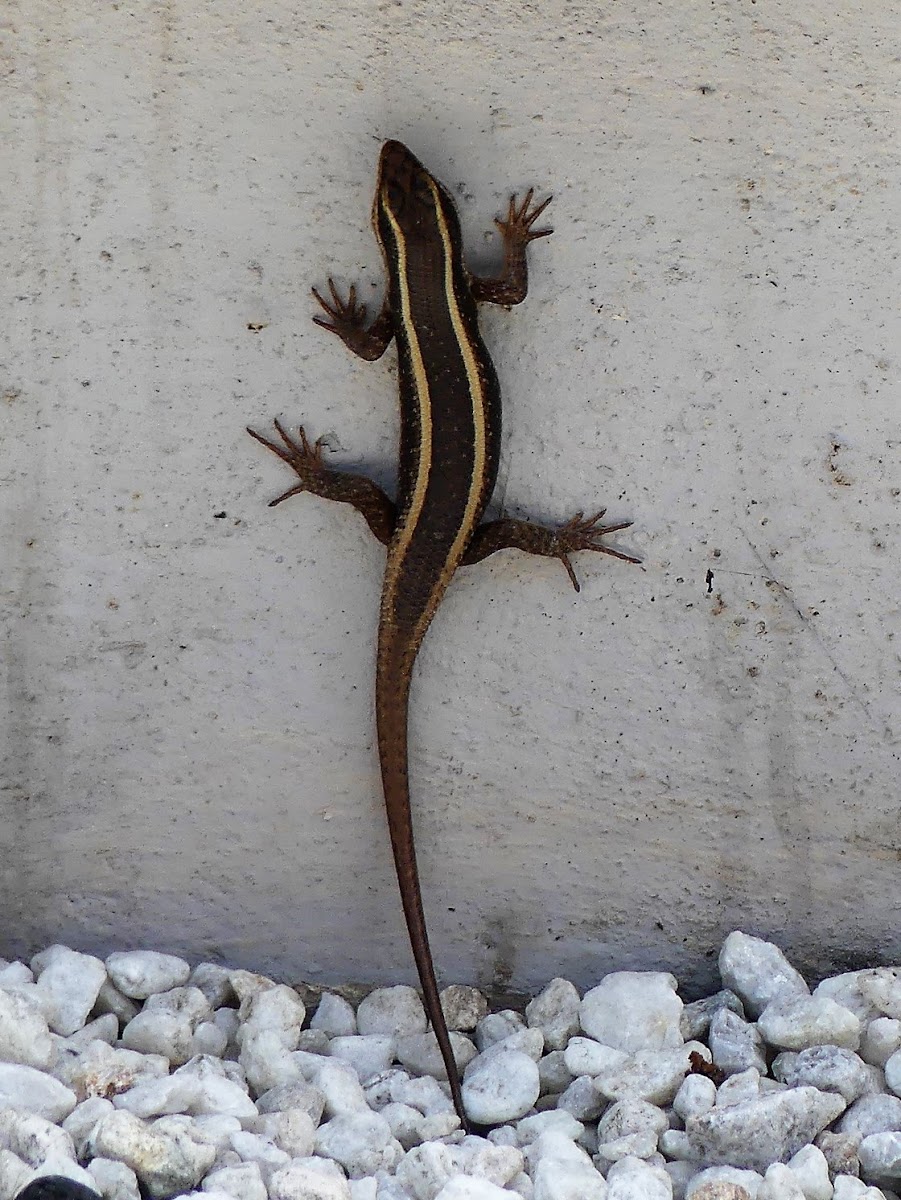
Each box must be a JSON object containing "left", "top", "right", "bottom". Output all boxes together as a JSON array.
[
  {"left": 312, "top": 278, "right": 369, "bottom": 336},
  {"left": 553, "top": 510, "right": 640, "bottom": 591},
  {"left": 495, "top": 189, "right": 554, "bottom": 245},
  {"left": 247, "top": 419, "right": 329, "bottom": 505}
]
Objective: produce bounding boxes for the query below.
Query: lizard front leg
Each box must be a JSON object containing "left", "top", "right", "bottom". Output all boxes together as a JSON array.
[
  {"left": 462, "top": 510, "right": 639, "bottom": 592},
  {"left": 247, "top": 419, "right": 397, "bottom": 545},
  {"left": 469, "top": 189, "right": 553, "bottom": 307}
]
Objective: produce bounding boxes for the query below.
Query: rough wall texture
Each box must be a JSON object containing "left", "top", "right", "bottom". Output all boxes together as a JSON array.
[{"left": 2, "top": 1, "right": 898, "bottom": 996}]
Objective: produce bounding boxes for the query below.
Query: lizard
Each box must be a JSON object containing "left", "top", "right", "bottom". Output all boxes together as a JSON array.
[{"left": 248, "top": 140, "right": 639, "bottom": 1128}]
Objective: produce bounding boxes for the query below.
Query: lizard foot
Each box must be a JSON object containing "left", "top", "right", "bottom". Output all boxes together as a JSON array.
[
  {"left": 246, "top": 419, "right": 328, "bottom": 506},
  {"left": 552, "top": 510, "right": 640, "bottom": 591},
  {"left": 495, "top": 189, "right": 554, "bottom": 247}
]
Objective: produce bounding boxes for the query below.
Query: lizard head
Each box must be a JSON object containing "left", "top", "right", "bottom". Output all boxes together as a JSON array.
[{"left": 373, "top": 140, "right": 461, "bottom": 252}]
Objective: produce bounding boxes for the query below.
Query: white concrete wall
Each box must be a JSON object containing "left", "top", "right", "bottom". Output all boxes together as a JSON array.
[{"left": 2, "top": 0, "right": 898, "bottom": 996}]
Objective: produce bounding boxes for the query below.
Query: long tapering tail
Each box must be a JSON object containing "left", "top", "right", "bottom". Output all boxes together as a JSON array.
[{"left": 375, "top": 638, "right": 468, "bottom": 1130}]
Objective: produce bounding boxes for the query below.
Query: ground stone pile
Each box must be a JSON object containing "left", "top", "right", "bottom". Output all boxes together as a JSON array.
[{"left": 1, "top": 932, "right": 901, "bottom": 1199}]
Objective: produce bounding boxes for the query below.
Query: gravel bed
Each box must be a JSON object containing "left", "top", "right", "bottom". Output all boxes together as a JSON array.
[{"left": 2, "top": 930, "right": 901, "bottom": 1200}]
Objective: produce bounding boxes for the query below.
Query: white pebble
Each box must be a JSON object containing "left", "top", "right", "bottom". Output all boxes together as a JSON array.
[
  {"left": 757, "top": 1163, "right": 806, "bottom": 1200},
  {"left": 594, "top": 1044, "right": 708, "bottom": 1106},
  {"left": 886, "top": 1048, "right": 901, "bottom": 1096},
  {"left": 269, "top": 1157, "right": 352, "bottom": 1200},
  {"left": 832, "top": 1179, "right": 883, "bottom": 1200},
  {"left": 329, "top": 1034, "right": 395, "bottom": 1082},
  {"left": 192, "top": 1021, "right": 230, "bottom": 1059},
  {"left": 516, "top": 1110, "right": 584, "bottom": 1146},
  {"left": 456, "top": 1140, "right": 523, "bottom": 1186},
  {"left": 563, "top": 1038, "right": 627, "bottom": 1077},
  {"left": 606, "top": 1154, "right": 673, "bottom": 1199},
  {"left": 0, "top": 1062, "right": 78, "bottom": 1122},
  {"left": 356, "top": 986, "right": 427, "bottom": 1036},
  {"left": 55, "top": 1038, "right": 169, "bottom": 1100},
  {"left": 716, "top": 1069, "right": 761, "bottom": 1108},
  {"left": 239, "top": 1028, "right": 305, "bottom": 1095},
  {"left": 659, "top": 1129, "right": 696, "bottom": 1161},
  {"left": 256, "top": 1080, "right": 325, "bottom": 1123},
  {"left": 673, "top": 1074, "right": 717, "bottom": 1121},
  {"left": 113, "top": 1073, "right": 200, "bottom": 1117},
  {"left": 434, "top": 1178, "right": 513, "bottom": 1200},
  {"left": 685, "top": 1166, "right": 763, "bottom": 1198},
  {"left": 94, "top": 977, "right": 140, "bottom": 1026},
  {"left": 718, "top": 933, "right": 809, "bottom": 1019},
  {"left": 525, "top": 979, "right": 581, "bottom": 1051},
  {"left": 189, "top": 964, "right": 235, "bottom": 1009},
  {"left": 538, "top": 1049, "right": 575, "bottom": 1095},
  {"left": 311, "top": 992, "right": 357, "bottom": 1037},
  {"left": 63, "top": 1096, "right": 116, "bottom": 1158},
  {"left": 228, "top": 1130, "right": 291, "bottom": 1177},
  {"left": 396, "top": 1140, "right": 461, "bottom": 1197},
  {"left": 580, "top": 973, "right": 683, "bottom": 1053},
  {"left": 858, "top": 969, "right": 901, "bottom": 1021},
  {"left": 202, "top": 1162, "right": 268, "bottom": 1200},
  {"left": 757, "top": 995, "right": 861, "bottom": 1051},
  {"left": 838, "top": 1093, "right": 901, "bottom": 1138},
  {"left": 476, "top": 1011, "right": 526, "bottom": 1051},
  {"left": 394, "top": 1030, "right": 478, "bottom": 1080},
  {"left": 121, "top": 986, "right": 213, "bottom": 1065},
  {"left": 391, "top": 1073, "right": 456, "bottom": 1117},
  {"left": 238, "top": 985, "right": 305, "bottom": 1048},
  {"left": 861, "top": 1018, "right": 901, "bottom": 1067},
  {"left": 88, "top": 1109, "right": 216, "bottom": 1198},
  {"left": 89, "top": 1156, "right": 142, "bottom": 1200},
  {"left": 64, "top": 1012, "right": 120, "bottom": 1050},
  {"left": 106, "top": 951, "right": 191, "bottom": 999},
  {"left": 557, "top": 1075, "right": 606, "bottom": 1122},
  {"left": 0, "top": 1148, "right": 30, "bottom": 1199},
  {"left": 859, "top": 1130, "right": 901, "bottom": 1179},
  {"left": 786, "top": 1143, "right": 831, "bottom": 1200},
  {"left": 0, "top": 989, "right": 54, "bottom": 1068},
  {"left": 20, "top": 1158, "right": 97, "bottom": 1191},
  {"left": 30, "top": 945, "right": 108, "bottom": 1037},
  {"left": 463, "top": 1050, "right": 541, "bottom": 1125},
  {"left": 314, "top": 1110, "right": 400, "bottom": 1177},
  {"left": 314, "top": 1059, "right": 372, "bottom": 1116}
]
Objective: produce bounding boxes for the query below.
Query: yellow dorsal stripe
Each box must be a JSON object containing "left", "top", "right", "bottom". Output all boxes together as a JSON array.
[
  {"left": 429, "top": 178, "right": 488, "bottom": 566},
  {"left": 382, "top": 197, "right": 434, "bottom": 582}
]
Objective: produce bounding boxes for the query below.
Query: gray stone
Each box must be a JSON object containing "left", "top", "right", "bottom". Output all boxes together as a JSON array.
[
  {"left": 681, "top": 991, "right": 746, "bottom": 1041},
  {"left": 838, "top": 1095, "right": 901, "bottom": 1139},
  {"left": 440, "top": 985, "right": 488, "bottom": 1033},
  {"left": 859, "top": 1131, "right": 901, "bottom": 1180},
  {"left": 687, "top": 1087, "right": 847, "bottom": 1173},
  {"left": 709, "top": 1008, "right": 767, "bottom": 1075},
  {"left": 774, "top": 1045, "right": 872, "bottom": 1102}
]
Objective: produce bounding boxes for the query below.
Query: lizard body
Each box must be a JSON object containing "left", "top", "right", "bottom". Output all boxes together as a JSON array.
[{"left": 249, "top": 140, "right": 638, "bottom": 1127}]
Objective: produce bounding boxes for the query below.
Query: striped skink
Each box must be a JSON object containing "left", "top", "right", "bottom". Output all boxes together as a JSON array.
[{"left": 249, "top": 140, "right": 638, "bottom": 1127}]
